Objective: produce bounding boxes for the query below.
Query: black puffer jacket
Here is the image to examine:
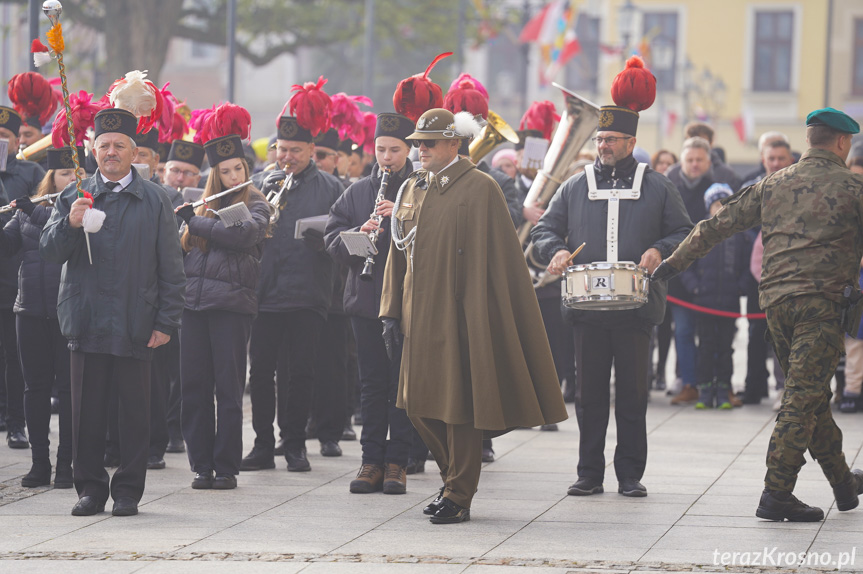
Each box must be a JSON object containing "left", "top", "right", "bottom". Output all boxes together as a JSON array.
[
  {"left": 182, "top": 192, "right": 271, "bottom": 316},
  {"left": 0, "top": 204, "right": 61, "bottom": 317}
]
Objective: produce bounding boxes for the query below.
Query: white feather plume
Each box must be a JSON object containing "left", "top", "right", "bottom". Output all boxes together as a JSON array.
[
  {"left": 109, "top": 70, "right": 156, "bottom": 118},
  {"left": 33, "top": 51, "right": 54, "bottom": 68},
  {"left": 453, "top": 111, "right": 482, "bottom": 140}
]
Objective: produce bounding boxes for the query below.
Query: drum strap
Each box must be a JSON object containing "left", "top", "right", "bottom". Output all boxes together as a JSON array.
[{"left": 584, "top": 163, "right": 647, "bottom": 263}]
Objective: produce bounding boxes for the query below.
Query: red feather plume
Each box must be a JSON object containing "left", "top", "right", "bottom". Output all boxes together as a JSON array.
[
  {"left": 287, "top": 76, "right": 332, "bottom": 137},
  {"left": 360, "top": 112, "right": 377, "bottom": 155},
  {"left": 443, "top": 78, "right": 488, "bottom": 119},
  {"left": 155, "top": 82, "right": 179, "bottom": 143},
  {"left": 610, "top": 56, "right": 656, "bottom": 112},
  {"left": 51, "top": 90, "right": 105, "bottom": 148},
  {"left": 190, "top": 106, "right": 216, "bottom": 144},
  {"left": 448, "top": 73, "right": 488, "bottom": 100},
  {"left": 330, "top": 93, "right": 373, "bottom": 144},
  {"left": 7, "top": 72, "right": 58, "bottom": 125},
  {"left": 106, "top": 71, "right": 165, "bottom": 134},
  {"left": 520, "top": 101, "right": 561, "bottom": 141},
  {"left": 200, "top": 102, "right": 252, "bottom": 145},
  {"left": 167, "top": 111, "right": 189, "bottom": 143},
  {"left": 393, "top": 52, "right": 453, "bottom": 122}
]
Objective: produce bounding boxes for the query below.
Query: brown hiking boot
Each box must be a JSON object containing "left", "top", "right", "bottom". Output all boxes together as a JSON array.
[
  {"left": 349, "top": 464, "right": 384, "bottom": 493},
  {"left": 671, "top": 384, "right": 699, "bottom": 405},
  {"left": 383, "top": 463, "right": 407, "bottom": 495}
]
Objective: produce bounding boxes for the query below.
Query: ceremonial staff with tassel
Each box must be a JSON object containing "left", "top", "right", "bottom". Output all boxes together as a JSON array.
[{"left": 38, "top": 1, "right": 186, "bottom": 519}]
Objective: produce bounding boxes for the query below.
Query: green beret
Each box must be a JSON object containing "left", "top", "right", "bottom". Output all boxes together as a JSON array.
[{"left": 806, "top": 107, "right": 860, "bottom": 134}]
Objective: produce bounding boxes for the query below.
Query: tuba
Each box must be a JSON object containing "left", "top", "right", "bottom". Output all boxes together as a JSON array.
[
  {"left": 517, "top": 83, "right": 600, "bottom": 287},
  {"left": 469, "top": 110, "right": 519, "bottom": 164}
]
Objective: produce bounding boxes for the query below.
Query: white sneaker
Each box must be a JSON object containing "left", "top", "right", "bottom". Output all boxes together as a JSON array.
[{"left": 773, "top": 389, "right": 785, "bottom": 412}]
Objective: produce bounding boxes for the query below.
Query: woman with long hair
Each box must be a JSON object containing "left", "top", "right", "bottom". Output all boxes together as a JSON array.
[
  {"left": 177, "top": 103, "right": 270, "bottom": 490},
  {"left": 0, "top": 146, "right": 84, "bottom": 488}
]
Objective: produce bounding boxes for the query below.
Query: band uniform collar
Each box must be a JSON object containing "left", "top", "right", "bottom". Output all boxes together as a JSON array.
[{"left": 432, "top": 157, "right": 473, "bottom": 194}]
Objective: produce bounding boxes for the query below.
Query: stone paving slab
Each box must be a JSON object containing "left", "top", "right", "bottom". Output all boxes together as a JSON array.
[{"left": 2, "top": 344, "right": 863, "bottom": 573}]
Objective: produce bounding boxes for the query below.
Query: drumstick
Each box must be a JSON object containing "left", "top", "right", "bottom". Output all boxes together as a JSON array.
[{"left": 564, "top": 242, "right": 587, "bottom": 267}]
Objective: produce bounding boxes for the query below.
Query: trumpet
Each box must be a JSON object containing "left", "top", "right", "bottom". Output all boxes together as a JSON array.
[
  {"left": 176, "top": 180, "right": 253, "bottom": 213},
  {"left": 15, "top": 134, "right": 52, "bottom": 163},
  {"left": 264, "top": 166, "right": 295, "bottom": 224},
  {"left": 0, "top": 191, "right": 62, "bottom": 214},
  {"left": 360, "top": 166, "right": 391, "bottom": 282}
]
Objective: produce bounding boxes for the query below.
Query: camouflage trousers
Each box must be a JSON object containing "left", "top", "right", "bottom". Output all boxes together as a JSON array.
[{"left": 764, "top": 295, "right": 851, "bottom": 492}]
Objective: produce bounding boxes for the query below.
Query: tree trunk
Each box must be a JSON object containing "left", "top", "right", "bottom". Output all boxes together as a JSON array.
[{"left": 103, "top": 0, "right": 184, "bottom": 86}]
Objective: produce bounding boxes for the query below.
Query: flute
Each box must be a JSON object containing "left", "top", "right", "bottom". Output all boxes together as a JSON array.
[
  {"left": 175, "top": 180, "right": 253, "bottom": 213},
  {"left": 0, "top": 192, "right": 62, "bottom": 214}
]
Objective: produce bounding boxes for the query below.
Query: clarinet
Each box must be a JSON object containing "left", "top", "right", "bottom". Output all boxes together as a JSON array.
[{"left": 359, "top": 166, "right": 391, "bottom": 282}]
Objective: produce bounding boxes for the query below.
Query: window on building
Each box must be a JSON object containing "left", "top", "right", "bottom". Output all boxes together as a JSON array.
[
  {"left": 564, "top": 14, "right": 600, "bottom": 92},
  {"left": 642, "top": 12, "right": 679, "bottom": 91},
  {"left": 752, "top": 10, "right": 794, "bottom": 92},
  {"left": 854, "top": 18, "right": 863, "bottom": 96}
]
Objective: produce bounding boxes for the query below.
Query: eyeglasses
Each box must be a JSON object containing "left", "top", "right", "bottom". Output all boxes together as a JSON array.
[
  {"left": 411, "top": 139, "right": 438, "bottom": 148},
  {"left": 315, "top": 151, "right": 336, "bottom": 161},
  {"left": 168, "top": 167, "right": 200, "bottom": 179},
  {"left": 592, "top": 136, "right": 632, "bottom": 146}
]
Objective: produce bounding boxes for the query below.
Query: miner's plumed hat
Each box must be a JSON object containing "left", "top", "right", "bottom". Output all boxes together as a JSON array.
[
  {"left": 94, "top": 108, "right": 138, "bottom": 139},
  {"left": 806, "top": 107, "right": 860, "bottom": 134},
  {"left": 47, "top": 146, "right": 85, "bottom": 171},
  {"left": 598, "top": 56, "right": 657, "bottom": 137},
  {"left": 168, "top": 140, "right": 205, "bottom": 169},
  {"left": 374, "top": 113, "right": 414, "bottom": 146}
]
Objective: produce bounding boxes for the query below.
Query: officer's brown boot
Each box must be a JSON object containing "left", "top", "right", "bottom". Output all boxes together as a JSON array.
[
  {"left": 349, "top": 464, "right": 384, "bottom": 493},
  {"left": 383, "top": 463, "right": 407, "bottom": 495}
]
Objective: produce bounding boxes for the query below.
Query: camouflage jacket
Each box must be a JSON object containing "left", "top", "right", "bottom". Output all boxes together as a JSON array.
[{"left": 666, "top": 148, "right": 863, "bottom": 309}]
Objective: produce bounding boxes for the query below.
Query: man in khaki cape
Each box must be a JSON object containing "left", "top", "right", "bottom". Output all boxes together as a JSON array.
[{"left": 380, "top": 108, "right": 568, "bottom": 524}]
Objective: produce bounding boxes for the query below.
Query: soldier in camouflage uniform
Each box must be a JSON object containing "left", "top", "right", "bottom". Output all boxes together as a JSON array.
[{"left": 653, "top": 108, "right": 863, "bottom": 522}]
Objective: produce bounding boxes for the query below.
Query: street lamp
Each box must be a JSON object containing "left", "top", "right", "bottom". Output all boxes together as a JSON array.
[{"left": 617, "top": 0, "right": 638, "bottom": 65}]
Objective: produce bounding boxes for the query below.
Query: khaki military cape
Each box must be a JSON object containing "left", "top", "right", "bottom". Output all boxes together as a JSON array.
[{"left": 381, "top": 157, "right": 568, "bottom": 437}]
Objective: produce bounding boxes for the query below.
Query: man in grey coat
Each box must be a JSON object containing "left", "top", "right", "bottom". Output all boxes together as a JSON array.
[{"left": 40, "top": 108, "right": 186, "bottom": 518}]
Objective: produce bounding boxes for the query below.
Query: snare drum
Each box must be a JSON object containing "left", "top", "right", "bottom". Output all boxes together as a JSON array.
[{"left": 562, "top": 261, "right": 649, "bottom": 310}]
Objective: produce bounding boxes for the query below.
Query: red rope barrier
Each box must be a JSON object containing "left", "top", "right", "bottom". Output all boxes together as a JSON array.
[{"left": 667, "top": 295, "right": 767, "bottom": 320}]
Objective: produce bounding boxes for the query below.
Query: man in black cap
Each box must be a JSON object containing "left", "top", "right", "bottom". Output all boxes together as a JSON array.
[
  {"left": 241, "top": 114, "right": 343, "bottom": 473},
  {"left": 40, "top": 107, "right": 186, "bottom": 517},
  {"left": 653, "top": 107, "right": 863, "bottom": 522},
  {"left": 0, "top": 105, "right": 45, "bottom": 447},
  {"left": 531, "top": 99, "right": 692, "bottom": 499},
  {"left": 164, "top": 140, "right": 203, "bottom": 191},
  {"left": 325, "top": 112, "right": 418, "bottom": 495},
  {"left": 131, "top": 128, "right": 162, "bottom": 184},
  {"left": 313, "top": 128, "right": 341, "bottom": 180}
]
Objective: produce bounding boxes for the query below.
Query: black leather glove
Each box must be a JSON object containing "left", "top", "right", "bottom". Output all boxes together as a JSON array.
[
  {"left": 262, "top": 170, "right": 287, "bottom": 195},
  {"left": 15, "top": 196, "right": 35, "bottom": 217},
  {"left": 302, "top": 228, "right": 325, "bottom": 251},
  {"left": 381, "top": 317, "right": 402, "bottom": 361},
  {"left": 651, "top": 260, "right": 680, "bottom": 282},
  {"left": 176, "top": 204, "right": 195, "bottom": 224}
]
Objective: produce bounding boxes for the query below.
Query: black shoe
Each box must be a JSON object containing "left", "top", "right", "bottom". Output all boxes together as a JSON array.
[
  {"left": 273, "top": 438, "right": 285, "bottom": 457},
  {"left": 112, "top": 497, "right": 138, "bottom": 516},
  {"left": 406, "top": 458, "right": 425, "bottom": 475},
  {"left": 481, "top": 448, "right": 494, "bottom": 463},
  {"left": 21, "top": 460, "right": 52, "bottom": 488},
  {"left": 539, "top": 423, "right": 558, "bottom": 431},
  {"left": 741, "top": 392, "right": 763, "bottom": 405},
  {"left": 834, "top": 469, "right": 863, "bottom": 511},
  {"left": 342, "top": 424, "right": 357, "bottom": 441},
  {"left": 423, "top": 486, "right": 446, "bottom": 515},
  {"left": 429, "top": 497, "right": 470, "bottom": 524},
  {"left": 147, "top": 455, "right": 166, "bottom": 470},
  {"left": 54, "top": 462, "right": 73, "bottom": 489},
  {"left": 839, "top": 396, "right": 860, "bottom": 414},
  {"left": 285, "top": 448, "right": 311, "bottom": 472},
  {"left": 320, "top": 440, "right": 342, "bottom": 457},
  {"left": 567, "top": 477, "right": 603, "bottom": 496},
  {"left": 104, "top": 453, "right": 121, "bottom": 468},
  {"left": 165, "top": 438, "right": 186, "bottom": 453},
  {"left": 618, "top": 478, "right": 647, "bottom": 497},
  {"left": 7, "top": 427, "right": 28, "bottom": 449},
  {"left": 191, "top": 471, "right": 214, "bottom": 490},
  {"left": 213, "top": 474, "right": 237, "bottom": 490},
  {"left": 756, "top": 488, "right": 824, "bottom": 522},
  {"left": 71, "top": 496, "right": 105, "bottom": 516},
  {"left": 239, "top": 446, "right": 275, "bottom": 471}
]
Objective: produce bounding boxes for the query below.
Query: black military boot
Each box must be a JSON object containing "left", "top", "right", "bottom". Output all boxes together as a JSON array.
[
  {"left": 756, "top": 488, "right": 824, "bottom": 521},
  {"left": 833, "top": 468, "right": 863, "bottom": 511}
]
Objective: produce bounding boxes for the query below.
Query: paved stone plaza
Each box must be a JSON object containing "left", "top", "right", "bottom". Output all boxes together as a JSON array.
[{"left": 1, "top": 384, "right": 863, "bottom": 573}]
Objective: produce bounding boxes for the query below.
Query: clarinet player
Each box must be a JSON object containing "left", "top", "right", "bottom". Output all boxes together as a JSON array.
[{"left": 324, "top": 113, "right": 417, "bottom": 494}]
